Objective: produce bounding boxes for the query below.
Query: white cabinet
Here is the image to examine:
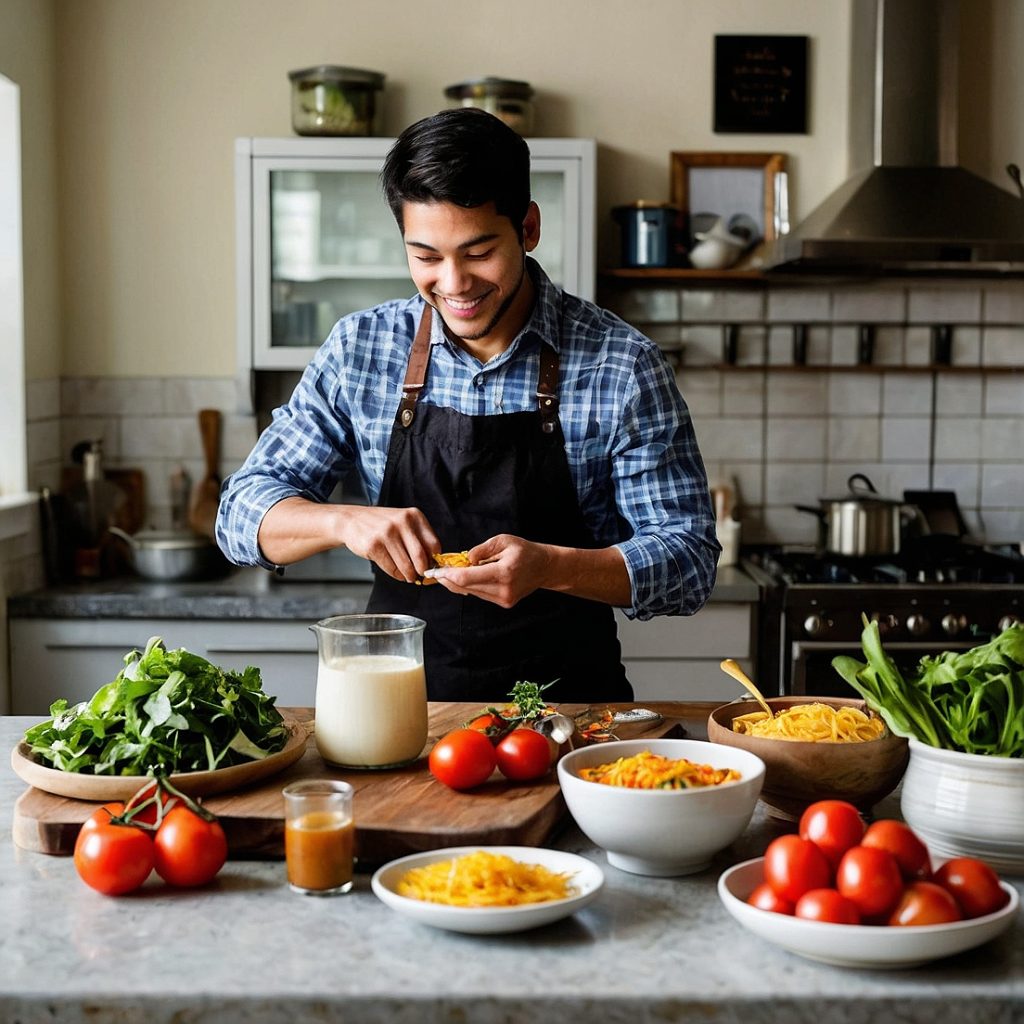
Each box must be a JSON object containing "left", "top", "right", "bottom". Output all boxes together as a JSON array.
[
  {"left": 616, "top": 604, "right": 757, "bottom": 702},
  {"left": 10, "top": 619, "right": 319, "bottom": 716},
  {"left": 235, "top": 136, "right": 596, "bottom": 378}
]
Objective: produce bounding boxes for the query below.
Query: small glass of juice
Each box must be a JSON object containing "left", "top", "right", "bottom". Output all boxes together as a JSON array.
[{"left": 283, "top": 780, "right": 355, "bottom": 896}]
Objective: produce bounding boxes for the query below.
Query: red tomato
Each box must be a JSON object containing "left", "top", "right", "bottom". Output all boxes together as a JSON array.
[
  {"left": 794, "top": 888, "right": 861, "bottom": 924},
  {"left": 124, "top": 780, "right": 177, "bottom": 827},
  {"left": 933, "top": 857, "right": 1009, "bottom": 919},
  {"left": 747, "top": 882, "right": 795, "bottom": 915},
  {"left": 763, "top": 834, "right": 832, "bottom": 904},
  {"left": 887, "top": 881, "right": 963, "bottom": 926},
  {"left": 153, "top": 806, "right": 228, "bottom": 887},
  {"left": 495, "top": 728, "right": 552, "bottom": 781},
  {"left": 74, "top": 819, "right": 155, "bottom": 896},
  {"left": 428, "top": 728, "right": 498, "bottom": 790},
  {"left": 835, "top": 845, "right": 904, "bottom": 917},
  {"left": 466, "top": 712, "right": 505, "bottom": 737},
  {"left": 79, "top": 802, "right": 127, "bottom": 835},
  {"left": 861, "top": 819, "right": 931, "bottom": 879},
  {"left": 798, "top": 800, "right": 866, "bottom": 868}
]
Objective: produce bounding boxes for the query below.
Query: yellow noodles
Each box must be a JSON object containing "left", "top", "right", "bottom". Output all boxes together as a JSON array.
[
  {"left": 578, "top": 750, "right": 740, "bottom": 789},
  {"left": 732, "top": 702, "right": 886, "bottom": 742},
  {"left": 396, "top": 850, "right": 576, "bottom": 907}
]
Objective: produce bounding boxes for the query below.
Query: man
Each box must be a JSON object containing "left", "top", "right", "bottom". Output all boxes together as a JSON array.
[{"left": 217, "top": 107, "right": 719, "bottom": 703}]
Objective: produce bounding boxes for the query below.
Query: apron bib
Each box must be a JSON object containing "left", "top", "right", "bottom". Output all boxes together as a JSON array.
[{"left": 366, "top": 306, "right": 631, "bottom": 704}]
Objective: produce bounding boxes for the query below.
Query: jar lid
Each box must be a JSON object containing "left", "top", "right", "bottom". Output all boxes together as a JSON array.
[
  {"left": 288, "top": 65, "right": 386, "bottom": 88},
  {"left": 613, "top": 201, "right": 680, "bottom": 211},
  {"left": 444, "top": 76, "right": 534, "bottom": 101}
]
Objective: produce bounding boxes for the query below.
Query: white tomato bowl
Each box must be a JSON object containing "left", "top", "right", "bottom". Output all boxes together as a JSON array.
[
  {"left": 900, "top": 738, "right": 1024, "bottom": 876},
  {"left": 557, "top": 738, "right": 765, "bottom": 877}
]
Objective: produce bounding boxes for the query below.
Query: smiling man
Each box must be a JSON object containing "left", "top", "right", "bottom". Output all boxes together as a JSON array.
[{"left": 217, "top": 107, "right": 719, "bottom": 703}]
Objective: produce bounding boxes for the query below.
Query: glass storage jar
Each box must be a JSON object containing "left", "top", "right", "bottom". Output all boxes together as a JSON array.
[
  {"left": 444, "top": 77, "right": 535, "bottom": 135},
  {"left": 288, "top": 65, "right": 385, "bottom": 137}
]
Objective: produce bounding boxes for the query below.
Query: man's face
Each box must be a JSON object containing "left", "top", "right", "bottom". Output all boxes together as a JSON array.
[{"left": 401, "top": 200, "right": 541, "bottom": 357}]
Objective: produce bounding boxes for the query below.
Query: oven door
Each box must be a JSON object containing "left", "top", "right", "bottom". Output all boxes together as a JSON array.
[{"left": 789, "top": 639, "right": 978, "bottom": 697}]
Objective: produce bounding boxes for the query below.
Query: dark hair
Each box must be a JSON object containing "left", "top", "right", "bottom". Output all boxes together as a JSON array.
[{"left": 380, "top": 107, "right": 531, "bottom": 231}]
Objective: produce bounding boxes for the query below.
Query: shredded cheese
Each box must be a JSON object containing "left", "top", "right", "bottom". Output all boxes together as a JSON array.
[
  {"left": 577, "top": 750, "right": 740, "bottom": 789},
  {"left": 396, "top": 850, "right": 576, "bottom": 907},
  {"left": 731, "top": 702, "right": 886, "bottom": 742}
]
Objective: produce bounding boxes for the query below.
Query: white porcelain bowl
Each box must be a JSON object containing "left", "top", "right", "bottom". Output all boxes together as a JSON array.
[
  {"left": 557, "top": 738, "right": 765, "bottom": 876},
  {"left": 900, "top": 738, "right": 1024, "bottom": 876}
]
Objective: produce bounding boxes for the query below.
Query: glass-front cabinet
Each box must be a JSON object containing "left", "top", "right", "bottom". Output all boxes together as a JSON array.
[{"left": 235, "top": 136, "right": 596, "bottom": 377}]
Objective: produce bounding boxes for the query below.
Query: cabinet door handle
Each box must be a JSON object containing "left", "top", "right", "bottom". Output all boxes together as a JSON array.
[{"left": 205, "top": 645, "right": 314, "bottom": 655}]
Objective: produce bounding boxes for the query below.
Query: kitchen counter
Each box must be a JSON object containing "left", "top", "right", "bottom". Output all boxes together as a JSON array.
[
  {"left": 2, "top": 707, "right": 1021, "bottom": 1024},
  {"left": 7, "top": 564, "right": 760, "bottom": 620}
]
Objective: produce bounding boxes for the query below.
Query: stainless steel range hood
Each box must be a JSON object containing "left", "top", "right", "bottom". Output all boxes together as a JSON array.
[{"left": 764, "top": 0, "right": 1024, "bottom": 275}]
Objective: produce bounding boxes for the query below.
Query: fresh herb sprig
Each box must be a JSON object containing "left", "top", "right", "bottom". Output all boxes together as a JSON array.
[{"left": 23, "top": 637, "right": 289, "bottom": 776}]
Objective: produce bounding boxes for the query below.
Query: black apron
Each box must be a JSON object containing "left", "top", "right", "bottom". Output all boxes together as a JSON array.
[{"left": 366, "top": 305, "right": 632, "bottom": 704}]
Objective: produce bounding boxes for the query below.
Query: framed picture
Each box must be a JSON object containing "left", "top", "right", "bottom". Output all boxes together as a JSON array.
[
  {"left": 670, "top": 151, "right": 787, "bottom": 249},
  {"left": 714, "top": 35, "right": 808, "bottom": 134}
]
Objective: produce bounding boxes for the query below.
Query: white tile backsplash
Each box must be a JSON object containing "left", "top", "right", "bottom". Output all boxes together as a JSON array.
[
  {"left": 882, "top": 373, "right": 933, "bottom": 415},
  {"left": 831, "top": 286, "right": 907, "bottom": 323},
  {"left": 982, "top": 326, "right": 1024, "bottom": 366},
  {"left": 766, "top": 418, "right": 828, "bottom": 461},
  {"left": 982, "top": 283, "right": 1024, "bottom": 324},
  {"left": 766, "top": 371, "right": 830, "bottom": 415},
  {"left": 935, "top": 373, "right": 983, "bottom": 415},
  {"left": 880, "top": 417, "right": 932, "bottom": 461},
  {"left": 827, "top": 372, "right": 881, "bottom": 414},
  {"left": 827, "top": 416, "right": 880, "bottom": 462},
  {"left": 907, "top": 286, "right": 983, "bottom": 323}
]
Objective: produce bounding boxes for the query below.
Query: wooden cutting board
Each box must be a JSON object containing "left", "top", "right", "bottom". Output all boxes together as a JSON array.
[{"left": 12, "top": 702, "right": 686, "bottom": 866}]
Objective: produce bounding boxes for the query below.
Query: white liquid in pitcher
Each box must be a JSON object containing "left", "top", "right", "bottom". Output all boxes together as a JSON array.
[{"left": 314, "top": 654, "right": 428, "bottom": 768}]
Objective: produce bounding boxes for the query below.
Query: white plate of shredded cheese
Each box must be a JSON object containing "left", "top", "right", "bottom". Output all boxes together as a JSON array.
[{"left": 371, "top": 845, "right": 604, "bottom": 934}]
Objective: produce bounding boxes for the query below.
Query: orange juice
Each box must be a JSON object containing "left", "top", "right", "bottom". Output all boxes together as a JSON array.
[{"left": 285, "top": 810, "right": 354, "bottom": 893}]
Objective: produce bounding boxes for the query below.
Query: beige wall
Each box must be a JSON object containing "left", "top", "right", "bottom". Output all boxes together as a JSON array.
[{"left": 3, "top": 0, "right": 1023, "bottom": 381}]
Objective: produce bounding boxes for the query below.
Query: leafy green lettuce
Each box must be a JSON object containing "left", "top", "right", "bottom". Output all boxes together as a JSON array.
[
  {"left": 23, "top": 637, "right": 289, "bottom": 775},
  {"left": 833, "top": 620, "right": 1024, "bottom": 758}
]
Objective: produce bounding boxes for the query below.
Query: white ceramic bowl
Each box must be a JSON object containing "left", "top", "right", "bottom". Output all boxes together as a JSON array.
[
  {"left": 719, "top": 857, "right": 1019, "bottom": 969},
  {"left": 557, "top": 738, "right": 765, "bottom": 876},
  {"left": 900, "top": 738, "right": 1024, "bottom": 876}
]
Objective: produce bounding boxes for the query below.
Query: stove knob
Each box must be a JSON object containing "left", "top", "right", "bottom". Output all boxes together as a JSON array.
[
  {"left": 906, "top": 613, "right": 930, "bottom": 637},
  {"left": 870, "top": 613, "right": 899, "bottom": 636},
  {"left": 941, "top": 613, "right": 968, "bottom": 637},
  {"left": 998, "top": 615, "right": 1020, "bottom": 632},
  {"left": 803, "top": 614, "right": 830, "bottom": 637}
]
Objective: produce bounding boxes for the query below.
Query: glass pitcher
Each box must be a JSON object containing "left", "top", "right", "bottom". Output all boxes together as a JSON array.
[{"left": 309, "top": 614, "right": 428, "bottom": 769}]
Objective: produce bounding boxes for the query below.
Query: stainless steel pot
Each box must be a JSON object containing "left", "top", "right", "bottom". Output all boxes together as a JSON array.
[
  {"left": 796, "top": 473, "right": 924, "bottom": 557},
  {"left": 108, "top": 526, "right": 227, "bottom": 581}
]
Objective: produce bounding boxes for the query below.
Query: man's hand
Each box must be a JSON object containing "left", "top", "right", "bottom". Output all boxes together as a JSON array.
[{"left": 336, "top": 505, "right": 441, "bottom": 583}]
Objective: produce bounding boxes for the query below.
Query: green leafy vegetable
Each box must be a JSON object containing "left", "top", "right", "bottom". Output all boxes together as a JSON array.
[
  {"left": 833, "top": 619, "right": 1024, "bottom": 757},
  {"left": 23, "top": 637, "right": 289, "bottom": 776}
]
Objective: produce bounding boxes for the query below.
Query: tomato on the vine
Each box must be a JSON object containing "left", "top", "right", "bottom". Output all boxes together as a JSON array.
[
  {"left": 153, "top": 805, "right": 227, "bottom": 887},
  {"left": 747, "top": 882, "right": 794, "bottom": 915},
  {"left": 495, "top": 728, "right": 552, "bottom": 781},
  {"left": 428, "top": 728, "right": 497, "bottom": 790},
  {"left": 466, "top": 712, "right": 506, "bottom": 736},
  {"left": 763, "top": 834, "right": 832, "bottom": 904},
  {"left": 74, "top": 819, "right": 155, "bottom": 896},
  {"left": 835, "top": 845, "right": 903, "bottom": 918},
  {"left": 933, "top": 857, "right": 1008, "bottom": 919},
  {"left": 794, "top": 888, "right": 861, "bottom": 924},
  {"left": 887, "top": 880, "right": 962, "bottom": 926},
  {"left": 861, "top": 819, "right": 931, "bottom": 880},
  {"left": 798, "top": 800, "right": 865, "bottom": 868}
]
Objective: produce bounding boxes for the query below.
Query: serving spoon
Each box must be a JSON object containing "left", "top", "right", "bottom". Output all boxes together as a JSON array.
[{"left": 719, "top": 659, "right": 774, "bottom": 719}]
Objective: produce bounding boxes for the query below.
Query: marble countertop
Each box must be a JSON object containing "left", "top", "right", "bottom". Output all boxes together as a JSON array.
[
  {"left": 2, "top": 710, "right": 1021, "bottom": 1024},
  {"left": 7, "top": 564, "right": 761, "bottom": 620}
]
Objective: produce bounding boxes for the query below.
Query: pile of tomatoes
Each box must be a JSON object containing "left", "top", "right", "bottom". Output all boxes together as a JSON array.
[
  {"left": 74, "top": 778, "right": 228, "bottom": 896},
  {"left": 428, "top": 710, "right": 556, "bottom": 790},
  {"left": 750, "top": 799, "right": 1009, "bottom": 926}
]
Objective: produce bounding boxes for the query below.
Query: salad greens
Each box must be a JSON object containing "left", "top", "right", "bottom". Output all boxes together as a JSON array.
[
  {"left": 23, "top": 637, "right": 289, "bottom": 776},
  {"left": 833, "top": 619, "right": 1024, "bottom": 758}
]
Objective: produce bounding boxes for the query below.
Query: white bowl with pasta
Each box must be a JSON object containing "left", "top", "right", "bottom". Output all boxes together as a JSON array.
[{"left": 557, "top": 738, "right": 765, "bottom": 876}]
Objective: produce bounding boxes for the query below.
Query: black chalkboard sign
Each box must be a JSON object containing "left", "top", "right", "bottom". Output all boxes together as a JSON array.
[{"left": 714, "top": 35, "right": 808, "bottom": 134}]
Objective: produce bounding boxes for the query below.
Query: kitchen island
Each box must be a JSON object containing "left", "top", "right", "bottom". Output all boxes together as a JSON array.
[{"left": 2, "top": 707, "right": 1021, "bottom": 1024}]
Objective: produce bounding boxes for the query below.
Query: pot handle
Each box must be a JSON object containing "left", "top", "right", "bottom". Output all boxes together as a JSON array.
[
  {"left": 847, "top": 472, "right": 878, "bottom": 495},
  {"left": 107, "top": 525, "right": 136, "bottom": 548},
  {"left": 795, "top": 504, "right": 825, "bottom": 520}
]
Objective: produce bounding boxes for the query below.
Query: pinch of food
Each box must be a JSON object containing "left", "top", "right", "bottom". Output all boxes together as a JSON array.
[{"left": 417, "top": 550, "right": 472, "bottom": 585}]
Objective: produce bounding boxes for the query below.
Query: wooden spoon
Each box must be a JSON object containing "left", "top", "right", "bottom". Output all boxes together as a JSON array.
[
  {"left": 188, "top": 409, "right": 221, "bottom": 540},
  {"left": 719, "top": 659, "right": 774, "bottom": 719}
]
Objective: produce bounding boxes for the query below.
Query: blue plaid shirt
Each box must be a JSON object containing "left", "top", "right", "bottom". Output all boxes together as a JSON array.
[{"left": 217, "top": 260, "right": 719, "bottom": 619}]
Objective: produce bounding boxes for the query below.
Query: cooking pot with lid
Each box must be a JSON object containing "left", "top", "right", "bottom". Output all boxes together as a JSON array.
[
  {"left": 108, "top": 526, "right": 228, "bottom": 582},
  {"left": 796, "top": 473, "right": 926, "bottom": 557}
]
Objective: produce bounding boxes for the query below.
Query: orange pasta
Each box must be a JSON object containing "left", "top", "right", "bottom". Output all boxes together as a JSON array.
[{"left": 578, "top": 750, "right": 740, "bottom": 789}]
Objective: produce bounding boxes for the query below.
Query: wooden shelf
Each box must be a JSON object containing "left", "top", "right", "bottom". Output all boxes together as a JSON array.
[
  {"left": 671, "top": 362, "right": 1022, "bottom": 374},
  {"left": 600, "top": 267, "right": 767, "bottom": 284}
]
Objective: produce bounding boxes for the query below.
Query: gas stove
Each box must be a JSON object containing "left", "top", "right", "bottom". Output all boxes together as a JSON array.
[{"left": 744, "top": 539, "right": 1024, "bottom": 696}]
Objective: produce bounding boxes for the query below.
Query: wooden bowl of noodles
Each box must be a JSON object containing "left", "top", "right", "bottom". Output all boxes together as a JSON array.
[{"left": 707, "top": 696, "right": 909, "bottom": 821}]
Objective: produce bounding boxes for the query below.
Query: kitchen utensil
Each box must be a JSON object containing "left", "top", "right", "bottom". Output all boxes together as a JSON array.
[
  {"left": 188, "top": 409, "right": 221, "bottom": 540},
  {"left": 707, "top": 697, "right": 909, "bottom": 820},
  {"left": 557, "top": 738, "right": 765, "bottom": 876},
  {"left": 902, "top": 489, "right": 970, "bottom": 537},
  {"left": 108, "top": 525, "right": 227, "bottom": 582},
  {"left": 1007, "top": 162, "right": 1024, "bottom": 200},
  {"left": 719, "top": 858, "right": 1018, "bottom": 969},
  {"left": 719, "top": 659, "right": 773, "bottom": 719},
  {"left": 796, "top": 472, "right": 923, "bottom": 557},
  {"left": 688, "top": 217, "right": 750, "bottom": 270}
]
